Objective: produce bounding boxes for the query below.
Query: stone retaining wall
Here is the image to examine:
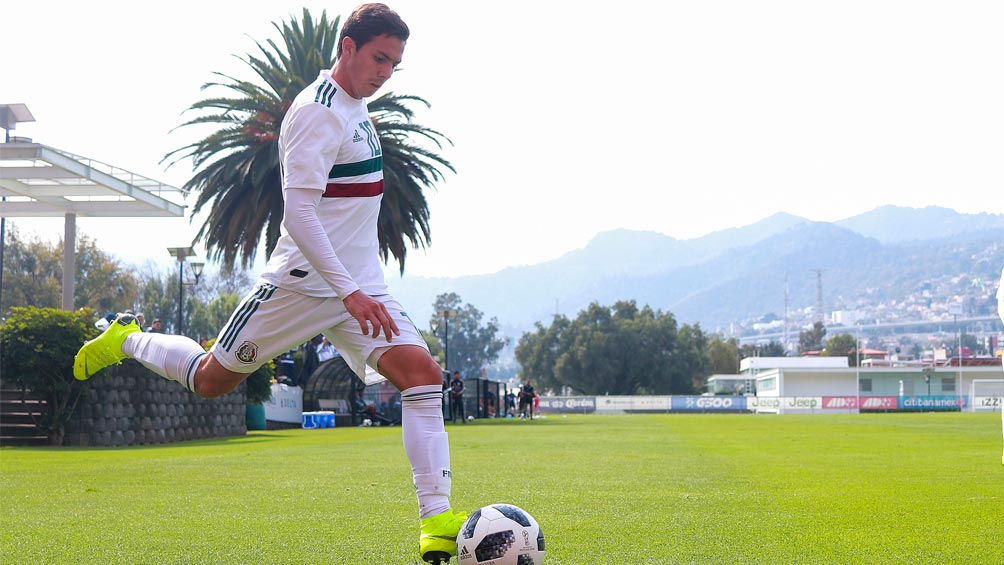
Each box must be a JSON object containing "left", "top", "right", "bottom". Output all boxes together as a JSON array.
[{"left": 63, "top": 360, "right": 246, "bottom": 446}]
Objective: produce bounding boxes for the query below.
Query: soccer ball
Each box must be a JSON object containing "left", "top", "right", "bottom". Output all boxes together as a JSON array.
[
  {"left": 457, "top": 504, "right": 545, "bottom": 565},
  {"left": 467, "top": 415, "right": 475, "bottom": 422}
]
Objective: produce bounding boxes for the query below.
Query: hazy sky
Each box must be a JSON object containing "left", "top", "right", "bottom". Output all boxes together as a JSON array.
[{"left": 5, "top": 0, "right": 1003, "bottom": 278}]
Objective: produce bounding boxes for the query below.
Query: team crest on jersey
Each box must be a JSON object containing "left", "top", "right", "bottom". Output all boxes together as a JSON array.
[{"left": 236, "top": 341, "right": 259, "bottom": 364}]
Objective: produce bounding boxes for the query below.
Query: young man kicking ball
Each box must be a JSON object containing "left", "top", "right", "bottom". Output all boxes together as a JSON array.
[{"left": 73, "top": 4, "right": 465, "bottom": 562}]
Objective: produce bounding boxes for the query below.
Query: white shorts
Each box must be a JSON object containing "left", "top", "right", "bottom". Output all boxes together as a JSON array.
[{"left": 209, "top": 281, "right": 428, "bottom": 384}]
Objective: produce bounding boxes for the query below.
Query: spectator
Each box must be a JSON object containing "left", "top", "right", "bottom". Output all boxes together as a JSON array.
[
  {"left": 297, "top": 336, "right": 321, "bottom": 387},
  {"left": 449, "top": 371, "right": 466, "bottom": 424},
  {"left": 388, "top": 391, "right": 403, "bottom": 425},
  {"left": 484, "top": 388, "right": 496, "bottom": 418},
  {"left": 148, "top": 318, "right": 163, "bottom": 333},
  {"left": 519, "top": 379, "right": 535, "bottom": 419},
  {"left": 135, "top": 312, "right": 146, "bottom": 330},
  {"left": 316, "top": 336, "right": 337, "bottom": 363},
  {"left": 95, "top": 312, "right": 115, "bottom": 331},
  {"left": 505, "top": 391, "right": 516, "bottom": 417}
]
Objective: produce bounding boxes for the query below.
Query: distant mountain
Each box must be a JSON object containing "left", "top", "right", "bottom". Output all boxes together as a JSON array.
[
  {"left": 836, "top": 205, "right": 1004, "bottom": 243},
  {"left": 387, "top": 212, "right": 810, "bottom": 327},
  {"left": 386, "top": 206, "right": 1004, "bottom": 338},
  {"left": 685, "top": 211, "right": 808, "bottom": 257},
  {"left": 546, "top": 222, "right": 884, "bottom": 330}
]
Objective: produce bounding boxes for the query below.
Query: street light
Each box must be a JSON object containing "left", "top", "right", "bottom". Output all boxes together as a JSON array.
[
  {"left": 167, "top": 246, "right": 204, "bottom": 337},
  {"left": 949, "top": 300, "right": 963, "bottom": 398},
  {"left": 430, "top": 308, "right": 457, "bottom": 371}
]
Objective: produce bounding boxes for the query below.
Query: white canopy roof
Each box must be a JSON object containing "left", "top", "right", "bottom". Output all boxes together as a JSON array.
[{"left": 0, "top": 141, "right": 186, "bottom": 217}]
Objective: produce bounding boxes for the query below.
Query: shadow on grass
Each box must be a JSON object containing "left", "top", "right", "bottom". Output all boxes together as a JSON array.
[
  {"left": 0, "top": 418, "right": 581, "bottom": 452},
  {"left": 1, "top": 431, "right": 289, "bottom": 452},
  {"left": 456, "top": 415, "right": 578, "bottom": 427}
]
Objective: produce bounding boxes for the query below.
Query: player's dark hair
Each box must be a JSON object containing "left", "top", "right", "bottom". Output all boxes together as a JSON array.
[{"left": 337, "top": 3, "right": 410, "bottom": 58}]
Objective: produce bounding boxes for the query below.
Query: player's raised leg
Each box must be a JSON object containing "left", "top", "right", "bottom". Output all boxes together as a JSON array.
[
  {"left": 73, "top": 311, "right": 250, "bottom": 398},
  {"left": 375, "top": 344, "right": 467, "bottom": 564},
  {"left": 73, "top": 313, "right": 143, "bottom": 380}
]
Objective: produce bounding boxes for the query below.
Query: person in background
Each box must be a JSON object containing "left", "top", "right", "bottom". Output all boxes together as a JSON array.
[
  {"left": 449, "top": 371, "right": 465, "bottom": 424},
  {"left": 519, "top": 379, "right": 535, "bottom": 419},
  {"left": 316, "top": 336, "right": 338, "bottom": 363},
  {"left": 484, "top": 387, "right": 496, "bottom": 418},
  {"left": 95, "top": 312, "right": 115, "bottom": 331},
  {"left": 148, "top": 318, "right": 163, "bottom": 333},
  {"left": 297, "top": 336, "right": 321, "bottom": 387}
]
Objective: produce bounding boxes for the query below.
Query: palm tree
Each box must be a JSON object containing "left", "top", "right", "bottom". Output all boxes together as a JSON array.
[{"left": 164, "top": 9, "right": 453, "bottom": 273}]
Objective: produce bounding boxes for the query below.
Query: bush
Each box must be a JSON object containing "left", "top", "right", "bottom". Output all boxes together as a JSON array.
[
  {"left": 0, "top": 307, "right": 99, "bottom": 444},
  {"left": 246, "top": 359, "right": 275, "bottom": 404}
]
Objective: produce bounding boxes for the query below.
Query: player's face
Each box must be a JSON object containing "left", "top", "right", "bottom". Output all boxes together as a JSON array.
[{"left": 343, "top": 34, "right": 404, "bottom": 98}]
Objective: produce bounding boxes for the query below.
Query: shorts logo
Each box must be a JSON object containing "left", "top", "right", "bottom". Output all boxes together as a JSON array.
[{"left": 236, "top": 341, "right": 259, "bottom": 364}]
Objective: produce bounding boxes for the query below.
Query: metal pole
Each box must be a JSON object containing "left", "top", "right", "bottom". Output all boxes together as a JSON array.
[
  {"left": 62, "top": 213, "right": 76, "bottom": 310},
  {"left": 0, "top": 201, "right": 5, "bottom": 316},
  {"left": 444, "top": 315, "right": 449, "bottom": 372},
  {"left": 855, "top": 331, "right": 860, "bottom": 413},
  {"left": 956, "top": 314, "right": 962, "bottom": 399},
  {"left": 178, "top": 260, "right": 184, "bottom": 336}
]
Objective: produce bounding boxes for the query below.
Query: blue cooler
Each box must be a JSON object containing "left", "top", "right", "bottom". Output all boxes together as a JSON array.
[
  {"left": 302, "top": 411, "right": 319, "bottom": 429},
  {"left": 318, "top": 410, "right": 335, "bottom": 428}
]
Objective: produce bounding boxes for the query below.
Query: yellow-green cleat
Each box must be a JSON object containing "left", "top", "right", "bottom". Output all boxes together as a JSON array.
[
  {"left": 419, "top": 509, "right": 468, "bottom": 564},
  {"left": 73, "top": 313, "right": 141, "bottom": 381}
]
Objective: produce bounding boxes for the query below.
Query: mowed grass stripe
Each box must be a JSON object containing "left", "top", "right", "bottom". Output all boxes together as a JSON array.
[{"left": 1, "top": 413, "right": 1002, "bottom": 564}]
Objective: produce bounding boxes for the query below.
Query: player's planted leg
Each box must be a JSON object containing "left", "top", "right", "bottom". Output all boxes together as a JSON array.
[
  {"left": 419, "top": 508, "right": 468, "bottom": 564},
  {"left": 400, "top": 383, "right": 468, "bottom": 562}
]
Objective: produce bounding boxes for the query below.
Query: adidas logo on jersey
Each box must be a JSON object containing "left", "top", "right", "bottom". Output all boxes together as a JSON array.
[{"left": 352, "top": 130, "right": 364, "bottom": 143}]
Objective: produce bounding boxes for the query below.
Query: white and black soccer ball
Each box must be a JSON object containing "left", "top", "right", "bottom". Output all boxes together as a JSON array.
[{"left": 457, "top": 504, "right": 545, "bottom": 565}]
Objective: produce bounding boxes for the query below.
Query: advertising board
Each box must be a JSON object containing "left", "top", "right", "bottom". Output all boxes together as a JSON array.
[
  {"left": 898, "top": 396, "right": 966, "bottom": 411},
  {"left": 536, "top": 396, "right": 597, "bottom": 414},
  {"left": 595, "top": 396, "right": 672, "bottom": 412},
  {"left": 671, "top": 396, "right": 747, "bottom": 412}
]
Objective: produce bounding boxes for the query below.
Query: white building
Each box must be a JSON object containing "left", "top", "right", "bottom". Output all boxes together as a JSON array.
[{"left": 742, "top": 356, "right": 1002, "bottom": 414}]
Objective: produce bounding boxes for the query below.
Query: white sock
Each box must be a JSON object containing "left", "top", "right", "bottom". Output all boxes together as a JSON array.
[
  {"left": 122, "top": 333, "right": 207, "bottom": 393},
  {"left": 401, "top": 384, "right": 452, "bottom": 519}
]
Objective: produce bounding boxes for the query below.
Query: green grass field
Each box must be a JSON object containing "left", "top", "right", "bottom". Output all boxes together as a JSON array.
[{"left": 2, "top": 412, "right": 1003, "bottom": 564}]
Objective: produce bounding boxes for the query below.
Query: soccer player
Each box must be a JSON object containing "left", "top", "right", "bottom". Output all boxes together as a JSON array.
[{"left": 72, "top": 4, "right": 466, "bottom": 562}]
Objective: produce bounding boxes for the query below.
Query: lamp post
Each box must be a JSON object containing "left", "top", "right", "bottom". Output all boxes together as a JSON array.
[
  {"left": 167, "top": 246, "right": 204, "bottom": 337},
  {"left": 949, "top": 301, "right": 963, "bottom": 399},
  {"left": 431, "top": 308, "right": 457, "bottom": 371}
]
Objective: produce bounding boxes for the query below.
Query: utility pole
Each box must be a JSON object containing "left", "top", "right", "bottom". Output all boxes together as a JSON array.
[{"left": 783, "top": 272, "right": 789, "bottom": 354}]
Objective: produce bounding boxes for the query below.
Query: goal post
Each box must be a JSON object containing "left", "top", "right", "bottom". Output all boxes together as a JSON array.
[
  {"left": 970, "top": 379, "right": 1004, "bottom": 413},
  {"left": 969, "top": 378, "right": 1004, "bottom": 465}
]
